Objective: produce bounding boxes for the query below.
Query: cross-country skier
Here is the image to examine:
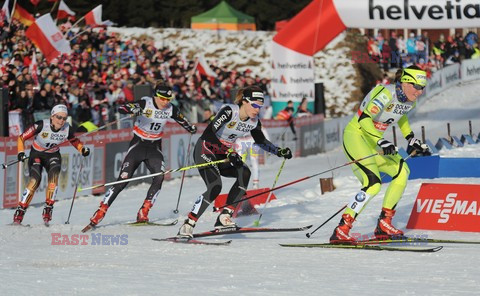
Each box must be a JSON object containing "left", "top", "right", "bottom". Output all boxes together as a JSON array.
[
  {"left": 177, "top": 85, "right": 292, "bottom": 238},
  {"left": 84, "top": 84, "right": 196, "bottom": 230},
  {"left": 13, "top": 104, "right": 90, "bottom": 225},
  {"left": 330, "top": 65, "right": 430, "bottom": 244}
]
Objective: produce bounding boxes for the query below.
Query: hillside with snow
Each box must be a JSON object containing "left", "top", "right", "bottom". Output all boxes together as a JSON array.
[{"left": 108, "top": 27, "right": 359, "bottom": 117}]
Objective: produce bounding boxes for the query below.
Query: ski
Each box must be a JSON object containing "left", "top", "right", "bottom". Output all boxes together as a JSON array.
[
  {"left": 192, "top": 225, "right": 312, "bottom": 238},
  {"left": 81, "top": 219, "right": 179, "bottom": 232},
  {"left": 357, "top": 237, "right": 480, "bottom": 245},
  {"left": 152, "top": 237, "right": 232, "bottom": 246},
  {"left": 7, "top": 223, "right": 31, "bottom": 227},
  {"left": 127, "top": 219, "right": 178, "bottom": 226},
  {"left": 81, "top": 223, "right": 95, "bottom": 233},
  {"left": 279, "top": 243, "right": 443, "bottom": 252}
]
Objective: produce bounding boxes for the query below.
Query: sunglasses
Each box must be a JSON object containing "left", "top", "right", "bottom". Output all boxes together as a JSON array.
[
  {"left": 410, "top": 83, "right": 425, "bottom": 90},
  {"left": 245, "top": 98, "right": 263, "bottom": 109},
  {"left": 155, "top": 95, "right": 171, "bottom": 101},
  {"left": 54, "top": 115, "right": 67, "bottom": 121}
]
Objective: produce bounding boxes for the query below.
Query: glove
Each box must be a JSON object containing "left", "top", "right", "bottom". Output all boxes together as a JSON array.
[
  {"left": 377, "top": 139, "right": 397, "bottom": 155},
  {"left": 277, "top": 147, "right": 292, "bottom": 159},
  {"left": 81, "top": 147, "right": 90, "bottom": 157},
  {"left": 406, "top": 137, "right": 430, "bottom": 155},
  {"left": 187, "top": 125, "right": 197, "bottom": 134},
  {"left": 126, "top": 103, "right": 142, "bottom": 116},
  {"left": 227, "top": 151, "right": 243, "bottom": 168},
  {"left": 17, "top": 152, "right": 27, "bottom": 162}
]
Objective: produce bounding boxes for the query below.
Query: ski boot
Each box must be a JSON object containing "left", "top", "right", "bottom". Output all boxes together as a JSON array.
[
  {"left": 214, "top": 208, "right": 237, "bottom": 229},
  {"left": 13, "top": 202, "right": 28, "bottom": 224},
  {"left": 374, "top": 207, "right": 405, "bottom": 240},
  {"left": 90, "top": 202, "right": 109, "bottom": 226},
  {"left": 330, "top": 213, "right": 356, "bottom": 244},
  {"left": 42, "top": 200, "right": 55, "bottom": 225},
  {"left": 177, "top": 218, "right": 196, "bottom": 239},
  {"left": 136, "top": 200, "right": 153, "bottom": 222}
]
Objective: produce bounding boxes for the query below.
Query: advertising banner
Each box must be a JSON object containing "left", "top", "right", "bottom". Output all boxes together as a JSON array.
[
  {"left": 333, "top": 0, "right": 480, "bottom": 29},
  {"left": 3, "top": 137, "right": 20, "bottom": 208},
  {"left": 271, "top": 41, "right": 315, "bottom": 116},
  {"left": 461, "top": 59, "right": 480, "bottom": 82},
  {"left": 442, "top": 63, "right": 461, "bottom": 89},
  {"left": 323, "top": 119, "right": 342, "bottom": 152},
  {"left": 425, "top": 69, "right": 443, "bottom": 98},
  {"left": 299, "top": 118, "right": 324, "bottom": 157},
  {"left": 407, "top": 183, "right": 480, "bottom": 232}
]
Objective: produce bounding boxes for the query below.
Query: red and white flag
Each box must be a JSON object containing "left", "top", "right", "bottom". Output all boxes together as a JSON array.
[
  {"left": 29, "top": 51, "right": 39, "bottom": 87},
  {"left": 0, "top": 0, "right": 10, "bottom": 24},
  {"left": 57, "top": 0, "right": 75, "bottom": 20},
  {"left": 85, "top": 5, "right": 112, "bottom": 27},
  {"left": 195, "top": 54, "right": 217, "bottom": 78},
  {"left": 25, "top": 14, "right": 71, "bottom": 63}
]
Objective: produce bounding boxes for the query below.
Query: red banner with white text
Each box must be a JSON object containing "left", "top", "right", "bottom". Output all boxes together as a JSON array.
[{"left": 407, "top": 183, "right": 480, "bottom": 232}]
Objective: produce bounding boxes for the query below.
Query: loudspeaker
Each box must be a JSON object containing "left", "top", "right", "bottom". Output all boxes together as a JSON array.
[
  {"left": 134, "top": 84, "right": 153, "bottom": 101},
  {"left": 0, "top": 88, "right": 9, "bottom": 136},
  {"left": 314, "top": 83, "right": 326, "bottom": 116}
]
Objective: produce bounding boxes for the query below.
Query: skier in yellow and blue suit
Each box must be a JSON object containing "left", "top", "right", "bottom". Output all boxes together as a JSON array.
[{"left": 330, "top": 65, "right": 430, "bottom": 244}]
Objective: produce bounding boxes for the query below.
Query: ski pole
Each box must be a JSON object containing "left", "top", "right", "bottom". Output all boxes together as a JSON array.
[
  {"left": 305, "top": 204, "right": 347, "bottom": 238},
  {"left": 79, "top": 159, "right": 229, "bottom": 192},
  {"left": 173, "top": 134, "right": 193, "bottom": 214},
  {"left": 275, "top": 114, "right": 297, "bottom": 142},
  {"left": 65, "top": 159, "right": 84, "bottom": 224},
  {"left": 253, "top": 158, "right": 286, "bottom": 226},
  {"left": 1, "top": 115, "right": 133, "bottom": 169},
  {"left": 305, "top": 151, "right": 417, "bottom": 238},
  {"left": 213, "top": 153, "right": 379, "bottom": 211}
]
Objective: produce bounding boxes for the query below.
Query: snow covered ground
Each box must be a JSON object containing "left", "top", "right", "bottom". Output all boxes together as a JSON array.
[{"left": 1, "top": 82, "right": 480, "bottom": 295}]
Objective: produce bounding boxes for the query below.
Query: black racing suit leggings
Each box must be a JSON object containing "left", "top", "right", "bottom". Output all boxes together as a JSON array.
[
  {"left": 103, "top": 135, "right": 165, "bottom": 206},
  {"left": 188, "top": 139, "right": 251, "bottom": 220}
]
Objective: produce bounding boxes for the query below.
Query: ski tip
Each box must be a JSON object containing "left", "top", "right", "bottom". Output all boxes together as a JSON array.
[
  {"left": 7, "top": 222, "right": 31, "bottom": 227},
  {"left": 432, "top": 246, "right": 443, "bottom": 252},
  {"left": 304, "top": 225, "right": 313, "bottom": 230},
  {"left": 81, "top": 223, "right": 95, "bottom": 233}
]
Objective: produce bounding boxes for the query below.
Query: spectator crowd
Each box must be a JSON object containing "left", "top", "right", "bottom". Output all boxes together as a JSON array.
[
  {"left": 0, "top": 18, "right": 271, "bottom": 133},
  {"left": 366, "top": 30, "right": 479, "bottom": 76}
]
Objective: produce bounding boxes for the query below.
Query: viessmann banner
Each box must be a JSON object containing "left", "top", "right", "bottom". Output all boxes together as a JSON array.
[{"left": 407, "top": 183, "right": 480, "bottom": 232}]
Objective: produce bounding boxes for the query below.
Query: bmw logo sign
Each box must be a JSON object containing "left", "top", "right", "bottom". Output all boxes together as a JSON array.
[{"left": 355, "top": 192, "right": 366, "bottom": 202}]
